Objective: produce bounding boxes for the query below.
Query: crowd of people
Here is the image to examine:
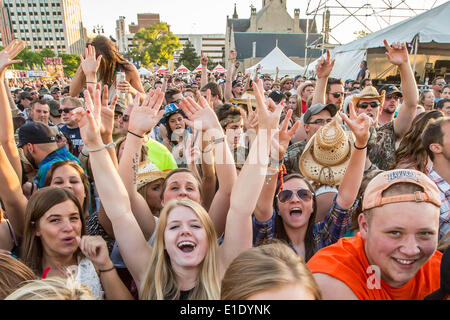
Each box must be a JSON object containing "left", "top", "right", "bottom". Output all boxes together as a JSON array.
[{"left": 0, "top": 35, "right": 448, "bottom": 301}]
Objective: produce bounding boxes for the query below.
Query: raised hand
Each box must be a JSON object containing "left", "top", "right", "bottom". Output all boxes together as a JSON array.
[
  {"left": 116, "top": 79, "right": 132, "bottom": 93},
  {"left": 272, "top": 109, "right": 300, "bottom": 161},
  {"left": 80, "top": 45, "right": 102, "bottom": 78},
  {"left": 179, "top": 91, "right": 221, "bottom": 132},
  {"left": 77, "top": 235, "right": 113, "bottom": 271},
  {"left": 383, "top": 40, "right": 409, "bottom": 66},
  {"left": 241, "top": 96, "right": 258, "bottom": 132},
  {"left": 100, "top": 85, "right": 118, "bottom": 140},
  {"left": 201, "top": 54, "right": 208, "bottom": 66},
  {"left": 70, "top": 89, "right": 103, "bottom": 149},
  {"left": 229, "top": 49, "right": 237, "bottom": 61},
  {"left": 252, "top": 79, "right": 283, "bottom": 133},
  {"left": 340, "top": 101, "right": 372, "bottom": 148},
  {"left": 315, "top": 49, "right": 335, "bottom": 79},
  {"left": 0, "top": 39, "right": 25, "bottom": 75},
  {"left": 127, "top": 89, "right": 165, "bottom": 137}
]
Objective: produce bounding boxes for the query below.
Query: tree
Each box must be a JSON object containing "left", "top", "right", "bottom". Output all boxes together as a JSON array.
[
  {"left": 40, "top": 48, "right": 56, "bottom": 58},
  {"left": 131, "top": 22, "right": 182, "bottom": 67},
  {"left": 58, "top": 53, "right": 80, "bottom": 77},
  {"left": 177, "top": 40, "right": 200, "bottom": 70}
]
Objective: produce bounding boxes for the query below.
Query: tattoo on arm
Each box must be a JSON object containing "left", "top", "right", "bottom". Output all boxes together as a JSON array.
[{"left": 132, "top": 153, "right": 139, "bottom": 185}]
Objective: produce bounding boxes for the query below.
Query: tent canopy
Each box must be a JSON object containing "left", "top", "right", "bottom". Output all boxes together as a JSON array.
[
  {"left": 246, "top": 46, "right": 305, "bottom": 78},
  {"left": 314, "top": 1, "right": 450, "bottom": 81},
  {"left": 138, "top": 67, "right": 151, "bottom": 76}
]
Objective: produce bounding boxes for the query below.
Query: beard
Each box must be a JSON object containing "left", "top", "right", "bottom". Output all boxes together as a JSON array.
[
  {"left": 23, "top": 147, "right": 38, "bottom": 170},
  {"left": 383, "top": 106, "right": 396, "bottom": 115}
]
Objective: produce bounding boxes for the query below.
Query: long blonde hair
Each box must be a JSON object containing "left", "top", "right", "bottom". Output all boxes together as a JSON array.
[
  {"left": 221, "top": 242, "right": 322, "bottom": 300},
  {"left": 140, "top": 199, "right": 220, "bottom": 300}
]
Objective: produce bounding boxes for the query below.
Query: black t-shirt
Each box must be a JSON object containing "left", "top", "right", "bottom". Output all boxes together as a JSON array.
[{"left": 60, "top": 125, "right": 84, "bottom": 157}]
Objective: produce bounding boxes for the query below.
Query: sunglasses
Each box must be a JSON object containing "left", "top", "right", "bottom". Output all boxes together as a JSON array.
[
  {"left": 307, "top": 118, "right": 333, "bottom": 125},
  {"left": 277, "top": 189, "right": 313, "bottom": 203},
  {"left": 58, "top": 107, "right": 75, "bottom": 114},
  {"left": 357, "top": 101, "right": 380, "bottom": 109},
  {"left": 386, "top": 95, "right": 401, "bottom": 101},
  {"left": 437, "top": 82, "right": 446, "bottom": 86},
  {"left": 121, "top": 114, "right": 130, "bottom": 122},
  {"left": 172, "top": 98, "right": 182, "bottom": 104},
  {"left": 330, "top": 92, "right": 344, "bottom": 98}
]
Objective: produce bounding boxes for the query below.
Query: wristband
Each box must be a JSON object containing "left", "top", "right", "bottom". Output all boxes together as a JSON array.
[
  {"left": 354, "top": 142, "right": 368, "bottom": 150},
  {"left": 127, "top": 130, "right": 144, "bottom": 139},
  {"left": 84, "top": 142, "right": 115, "bottom": 153},
  {"left": 98, "top": 266, "right": 115, "bottom": 273},
  {"left": 86, "top": 81, "right": 96, "bottom": 84}
]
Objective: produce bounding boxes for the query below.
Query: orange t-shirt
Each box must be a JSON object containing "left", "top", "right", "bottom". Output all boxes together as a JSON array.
[{"left": 307, "top": 233, "right": 442, "bottom": 300}]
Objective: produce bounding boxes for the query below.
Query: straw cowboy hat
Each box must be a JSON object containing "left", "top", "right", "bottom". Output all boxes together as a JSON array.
[
  {"left": 229, "top": 91, "right": 259, "bottom": 108},
  {"left": 299, "top": 119, "right": 354, "bottom": 186},
  {"left": 352, "top": 85, "right": 385, "bottom": 107},
  {"left": 136, "top": 161, "right": 170, "bottom": 191}
]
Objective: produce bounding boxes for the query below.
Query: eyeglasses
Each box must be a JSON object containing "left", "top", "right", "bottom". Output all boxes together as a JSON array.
[
  {"left": 329, "top": 92, "right": 344, "bottom": 98},
  {"left": 307, "top": 118, "right": 333, "bottom": 125},
  {"left": 120, "top": 114, "right": 130, "bottom": 122},
  {"left": 172, "top": 98, "right": 182, "bottom": 104},
  {"left": 357, "top": 101, "right": 380, "bottom": 109},
  {"left": 386, "top": 95, "right": 401, "bottom": 101},
  {"left": 277, "top": 189, "right": 313, "bottom": 203},
  {"left": 58, "top": 107, "right": 75, "bottom": 114}
]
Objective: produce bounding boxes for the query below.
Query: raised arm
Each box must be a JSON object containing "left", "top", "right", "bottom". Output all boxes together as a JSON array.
[
  {"left": 224, "top": 49, "right": 236, "bottom": 102},
  {"left": 70, "top": 89, "right": 153, "bottom": 290},
  {"left": 180, "top": 92, "right": 237, "bottom": 237},
  {"left": 384, "top": 40, "right": 419, "bottom": 140},
  {"left": 336, "top": 101, "right": 372, "bottom": 209},
  {"left": 70, "top": 45, "right": 102, "bottom": 97},
  {"left": 200, "top": 54, "right": 209, "bottom": 88},
  {"left": 118, "top": 91, "right": 165, "bottom": 240},
  {"left": 0, "top": 39, "right": 25, "bottom": 182},
  {"left": 218, "top": 79, "right": 283, "bottom": 276},
  {"left": 311, "top": 50, "right": 335, "bottom": 106},
  {"left": 254, "top": 109, "right": 300, "bottom": 222},
  {"left": 0, "top": 145, "right": 28, "bottom": 238}
]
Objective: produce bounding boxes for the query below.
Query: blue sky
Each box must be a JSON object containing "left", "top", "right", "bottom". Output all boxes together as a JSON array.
[{"left": 79, "top": 0, "right": 446, "bottom": 45}]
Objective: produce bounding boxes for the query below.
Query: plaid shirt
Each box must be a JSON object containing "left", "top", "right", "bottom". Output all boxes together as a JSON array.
[
  {"left": 252, "top": 194, "right": 357, "bottom": 254},
  {"left": 427, "top": 167, "right": 450, "bottom": 241}
]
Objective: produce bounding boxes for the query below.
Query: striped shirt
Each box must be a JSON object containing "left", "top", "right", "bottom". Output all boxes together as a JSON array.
[{"left": 427, "top": 167, "right": 450, "bottom": 241}]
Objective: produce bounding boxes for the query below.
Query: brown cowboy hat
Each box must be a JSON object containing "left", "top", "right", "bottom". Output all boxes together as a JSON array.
[{"left": 352, "top": 85, "right": 385, "bottom": 107}]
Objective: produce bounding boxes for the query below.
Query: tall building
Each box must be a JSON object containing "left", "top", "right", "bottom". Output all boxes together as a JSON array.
[
  {"left": 0, "top": 0, "right": 86, "bottom": 55},
  {"left": 128, "top": 13, "right": 160, "bottom": 34},
  {"left": 225, "top": 0, "right": 322, "bottom": 70},
  {"left": 175, "top": 34, "right": 225, "bottom": 64}
]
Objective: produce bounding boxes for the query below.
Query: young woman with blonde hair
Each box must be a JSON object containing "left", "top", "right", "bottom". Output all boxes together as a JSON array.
[
  {"left": 69, "top": 80, "right": 282, "bottom": 299},
  {"left": 221, "top": 242, "right": 321, "bottom": 300}
]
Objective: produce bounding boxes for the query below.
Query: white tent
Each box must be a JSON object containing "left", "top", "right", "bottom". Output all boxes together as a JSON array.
[
  {"left": 326, "top": 1, "right": 450, "bottom": 81},
  {"left": 246, "top": 46, "right": 305, "bottom": 78},
  {"left": 138, "top": 67, "right": 151, "bottom": 76}
]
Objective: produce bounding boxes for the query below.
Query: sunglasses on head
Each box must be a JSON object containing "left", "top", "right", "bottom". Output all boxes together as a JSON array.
[
  {"left": 357, "top": 101, "right": 380, "bottom": 109},
  {"left": 58, "top": 107, "right": 75, "bottom": 114},
  {"left": 277, "top": 189, "right": 313, "bottom": 203},
  {"left": 330, "top": 92, "right": 344, "bottom": 98}
]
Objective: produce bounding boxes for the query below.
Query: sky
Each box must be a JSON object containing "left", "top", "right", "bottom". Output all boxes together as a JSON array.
[{"left": 79, "top": 0, "right": 447, "bottom": 45}]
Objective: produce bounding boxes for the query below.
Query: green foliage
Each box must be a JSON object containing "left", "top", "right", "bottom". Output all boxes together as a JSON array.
[
  {"left": 40, "top": 48, "right": 56, "bottom": 58},
  {"left": 131, "top": 22, "right": 182, "bottom": 67},
  {"left": 353, "top": 30, "right": 370, "bottom": 39},
  {"left": 176, "top": 41, "right": 200, "bottom": 71},
  {"left": 58, "top": 53, "right": 80, "bottom": 77}
]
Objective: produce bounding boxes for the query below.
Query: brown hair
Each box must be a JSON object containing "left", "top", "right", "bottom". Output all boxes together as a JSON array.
[
  {"left": 0, "top": 254, "right": 36, "bottom": 299},
  {"left": 43, "top": 161, "right": 91, "bottom": 218},
  {"left": 201, "top": 82, "right": 223, "bottom": 100},
  {"left": 21, "top": 187, "right": 86, "bottom": 275},
  {"left": 160, "top": 168, "right": 203, "bottom": 203},
  {"left": 273, "top": 174, "right": 317, "bottom": 262},
  {"left": 391, "top": 110, "right": 443, "bottom": 172},
  {"left": 422, "top": 117, "right": 450, "bottom": 161},
  {"left": 221, "top": 242, "right": 321, "bottom": 300},
  {"left": 90, "top": 35, "right": 131, "bottom": 86}
]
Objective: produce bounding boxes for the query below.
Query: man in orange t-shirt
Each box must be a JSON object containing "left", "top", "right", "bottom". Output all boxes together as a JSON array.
[{"left": 307, "top": 169, "right": 443, "bottom": 299}]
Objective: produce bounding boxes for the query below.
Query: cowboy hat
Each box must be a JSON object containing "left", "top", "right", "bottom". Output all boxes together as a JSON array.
[
  {"left": 352, "top": 85, "right": 385, "bottom": 107},
  {"left": 136, "top": 161, "right": 169, "bottom": 191},
  {"left": 299, "top": 119, "right": 353, "bottom": 186}
]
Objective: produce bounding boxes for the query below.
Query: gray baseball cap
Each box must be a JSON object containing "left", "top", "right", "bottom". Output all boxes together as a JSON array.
[{"left": 304, "top": 103, "right": 338, "bottom": 124}]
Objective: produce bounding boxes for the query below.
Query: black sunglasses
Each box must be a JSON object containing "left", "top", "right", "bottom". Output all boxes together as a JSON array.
[
  {"left": 277, "top": 189, "right": 313, "bottom": 203},
  {"left": 307, "top": 118, "right": 333, "bottom": 125},
  {"left": 58, "top": 107, "right": 76, "bottom": 114},
  {"left": 357, "top": 101, "right": 380, "bottom": 109},
  {"left": 330, "top": 92, "right": 344, "bottom": 98},
  {"left": 121, "top": 114, "right": 130, "bottom": 122}
]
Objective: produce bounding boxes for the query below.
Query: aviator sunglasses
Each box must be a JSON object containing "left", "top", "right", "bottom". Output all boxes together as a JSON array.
[
  {"left": 357, "top": 101, "right": 380, "bottom": 109},
  {"left": 277, "top": 189, "right": 313, "bottom": 203}
]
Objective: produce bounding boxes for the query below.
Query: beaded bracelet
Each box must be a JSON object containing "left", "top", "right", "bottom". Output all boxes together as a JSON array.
[{"left": 84, "top": 142, "right": 115, "bottom": 153}]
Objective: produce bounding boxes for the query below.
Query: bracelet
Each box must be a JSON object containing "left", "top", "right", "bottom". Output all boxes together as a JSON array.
[
  {"left": 84, "top": 142, "right": 115, "bottom": 153},
  {"left": 98, "top": 266, "right": 115, "bottom": 273},
  {"left": 202, "top": 136, "right": 225, "bottom": 153},
  {"left": 354, "top": 142, "right": 368, "bottom": 150},
  {"left": 127, "top": 130, "right": 144, "bottom": 139},
  {"left": 86, "top": 81, "right": 96, "bottom": 84}
]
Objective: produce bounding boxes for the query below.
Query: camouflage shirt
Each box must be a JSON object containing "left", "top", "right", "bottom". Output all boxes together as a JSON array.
[
  {"left": 282, "top": 140, "right": 307, "bottom": 175},
  {"left": 368, "top": 121, "right": 396, "bottom": 171}
]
